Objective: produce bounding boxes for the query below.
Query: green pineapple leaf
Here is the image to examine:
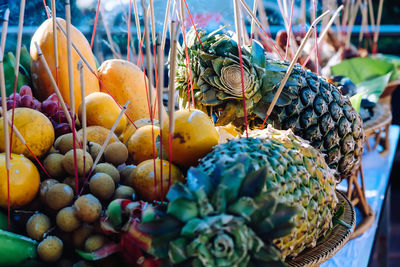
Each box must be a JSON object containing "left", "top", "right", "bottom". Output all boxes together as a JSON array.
[
  {"left": 167, "top": 182, "right": 195, "bottom": 202},
  {"left": 250, "top": 39, "right": 266, "bottom": 69},
  {"left": 227, "top": 197, "right": 258, "bottom": 221},
  {"left": 169, "top": 237, "right": 189, "bottom": 264},
  {"left": 239, "top": 166, "right": 268, "bottom": 198},
  {"left": 168, "top": 197, "right": 199, "bottom": 222}
]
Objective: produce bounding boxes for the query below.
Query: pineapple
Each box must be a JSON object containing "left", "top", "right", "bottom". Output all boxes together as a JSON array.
[
  {"left": 176, "top": 27, "right": 365, "bottom": 179},
  {"left": 139, "top": 126, "right": 338, "bottom": 265}
]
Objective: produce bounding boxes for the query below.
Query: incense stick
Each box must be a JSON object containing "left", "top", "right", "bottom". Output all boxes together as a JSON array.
[
  {"left": 78, "top": 60, "right": 87, "bottom": 184},
  {"left": 0, "top": 9, "right": 9, "bottom": 54},
  {"left": 345, "top": 0, "right": 361, "bottom": 49},
  {"left": 10, "top": 1, "right": 26, "bottom": 154},
  {"left": 160, "top": 0, "right": 172, "bottom": 52},
  {"left": 80, "top": 102, "right": 129, "bottom": 195},
  {"left": 373, "top": 0, "right": 384, "bottom": 46},
  {"left": 367, "top": 0, "right": 375, "bottom": 32},
  {"left": 142, "top": 0, "right": 154, "bottom": 115},
  {"left": 34, "top": 42, "right": 74, "bottom": 129},
  {"left": 233, "top": 0, "right": 249, "bottom": 138},
  {"left": 51, "top": 0, "right": 59, "bottom": 84},
  {"left": 261, "top": 10, "right": 330, "bottom": 128},
  {"left": 65, "top": 0, "right": 79, "bottom": 194},
  {"left": 250, "top": 0, "right": 258, "bottom": 41}
]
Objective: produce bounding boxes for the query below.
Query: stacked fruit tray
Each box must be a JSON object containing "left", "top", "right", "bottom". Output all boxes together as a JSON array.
[{"left": 0, "top": 2, "right": 375, "bottom": 267}]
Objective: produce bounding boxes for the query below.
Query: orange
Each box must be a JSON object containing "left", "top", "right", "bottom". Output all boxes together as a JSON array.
[
  {"left": 0, "top": 108, "right": 55, "bottom": 158},
  {"left": 30, "top": 18, "right": 100, "bottom": 113},
  {"left": 0, "top": 153, "right": 40, "bottom": 208},
  {"left": 119, "top": 119, "right": 156, "bottom": 145},
  {"left": 78, "top": 92, "right": 127, "bottom": 136},
  {"left": 131, "top": 159, "right": 184, "bottom": 202},
  {"left": 77, "top": 126, "right": 118, "bottom": 146},
  {"left": 162, "top": 109, "right": 220, "bottom": 169},
  {"left": 97, "top": 59, "right": 167, "bottom": 122},
  {"left": 127, "top": 125, "right": 160, "bottom": 165}
]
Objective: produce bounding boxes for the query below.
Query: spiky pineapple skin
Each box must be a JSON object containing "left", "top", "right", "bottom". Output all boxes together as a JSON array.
[
  {"left": 176, "top": 28, "right": 365, "bottom": 179},
  {"left": 196, "top": 126, "right": 338, "bottom": 259}
]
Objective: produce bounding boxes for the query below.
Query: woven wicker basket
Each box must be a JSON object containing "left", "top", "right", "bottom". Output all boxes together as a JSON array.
[{"left": 286, "top": 190, "right": 356, "bottom": 267}]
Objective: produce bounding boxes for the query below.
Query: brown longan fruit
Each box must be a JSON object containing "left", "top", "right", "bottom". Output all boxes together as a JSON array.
[
  {"left": 89, "top": 173, "right": 115, "bottom": 200},
  {"left": 46, "top": 183, "right": 74, "bottom": 210},
  {"left": 26, "top": 213, "right": 51, "bottom": 241},
  {"left": 94, "top": 163, "right": 120, "bottom": 183},
  {"left": 72, "top": 224, "right": 94, "bottom": 249},
  {"left": 62, "top": 149, "right": 93, "bottom": 176},
  {"left": 84, "top": 235, "right": 107, "bottom": 252},
  {"left": 73, "top": 194, "right": 102, "bottom": 223},
  {"left": 44, "top": 153, "right": 65, "bottom": 178},
  {"left": 56, "top": 206, "right": 81, "bottom": 232},
  {"left": 40, "top": 179, "right": 59, "bottom": 203},
  {"left": 37, "top": 236, "right": 63, "bottom": 262},
  {"left": 88, "top": 142, "right": 103, "bottom": 162},
  {"left": 57, "top": 133, "right": 80, "bottom": 155},
  {"left": 113, "top": 185, "right": 135, "bottom": 200},
  {"left": 63, "top": 177, "right": 76, "bottom": 193},
  {"left": 104, "top": 142, "right": 128, "bottom": 166},
  {"left": 119, "top": 165, "right": 136, "bottom": 186}
]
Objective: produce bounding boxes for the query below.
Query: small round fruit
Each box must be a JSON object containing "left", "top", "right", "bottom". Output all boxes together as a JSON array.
[
  {"left": 0, "top": 108, "right": 55, "bottom": 158},
  {"left": 62, "top": 149, "right": 93, "bottom": 176},
  {"left": 43, "top": 153, "right": 65, "bottom": 178},
  {"left": 57, "top": 133, "right": 80, "bottom": 155},
  {"left": 131, "top": 159, "right": 185, "bottom": 201},
  {"left": 127, "top": 125, "right": 160, "bottom": 165},
  {"left": 113, "top": 185, "right": 135, "bottom": 200},
  {"left": 104, "top": 142, "right": 128, "bottom": 166},
  {"left": 94, "top": 163, "right": 120, "bottom": 183},
  {"left": 56, "top": 206, "right": 81, "bottom": 232},
  {"left": 162, "top": 109, "right": 220, "bottom": 168},
  {"left": 73, "top": 224, "right": 94, "bottom": 248},
  {"left": 77, "top": 126, "right": 118, "bottom": 146},
  {"left": 45, "top": 183, "right": 74, "bottom": 210},
  {"left": 89, "top": 173, "right": 115, "bottom": 200},
  {"left": 78, "top": 92, "right": 127, "bottom": 135},
  {"left": 37, "top": 236, "right": 63, "bottom": 262},
  {"left": 40, "top": 179, "right": 59, "bottom": 202},
  {"left": 88, "top": 141, "right": 103, "bottom": 162},
  {"left": 84, "top": 235, "right": 107, "bottom": 252},
  {"left": 73, "top": 194, "right": 102, "bottom": 223},
  {"left": 26, "top": 213, "right": 51, "bottom": 241},
  {"left": 0, "top": 153, "right": 41, "bottom": 208},
  {"left": 119, "top": 165, "right": 136, "bottom": 186},
  {"left": 63, "top": 177, "right": 76, "bottom": 193}
]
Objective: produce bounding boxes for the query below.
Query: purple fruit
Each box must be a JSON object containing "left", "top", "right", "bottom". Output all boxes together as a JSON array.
[
  {"left": 20, "top": 94, "right": 34, "bottom": 108},
  {"left": 9, "top": 93, "right": 21, "bottom": 104},
  {"left": 19, "top": 86, "right": 33, "bottom": 97},
  {"left": 55, "top": 123, "right": 71, "bottom": 138},
  {"left": 41, "top": 100, "right": 58, "bottom": 117}
]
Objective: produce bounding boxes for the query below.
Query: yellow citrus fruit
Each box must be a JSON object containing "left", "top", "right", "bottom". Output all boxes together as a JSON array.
[
  {"left": 119, "top": 119, "right": 155, "bottom": 145},
  {"left": 127, "top": 125, "right": 160, "bottom": 165},
  {"left": 0, "top": 153, "right": 40, "bottom": 208},
  {"left": 77, "top": 126, "right": 118, "bottom": 146},
  {"left": 78, "top": 92, "right": 127, "bottom": 136},
  {"left": 0, "top": 108, "right": 54, "bottom": 158},
  {"left": 131, "top": 159, "right": 184, "bottom": 202},
  {"left": 162, "top": 109, "right": 219, "bottom": 169}
]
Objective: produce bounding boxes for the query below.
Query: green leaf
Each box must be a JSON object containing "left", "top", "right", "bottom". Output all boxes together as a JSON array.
[
  {"left": 331, "top": 57, "right": 396, "bottom": 84},
  {"left": 167, "top": 182, "right": 195, "bottom": 203},
  {"left": 181, "top": 218, "right": 209, "bottom": 237},
  {"left": 169, "top": 237, "right": 189, "bottom": 264},
  {"left": 349, "top": 93, "right": 363, "bottom": 113},
  {"left": 355, "top": 73, "right": 392, "bottom": 103},
  {"left": 227, "top": 197, "right": 258, "bottom": 221},
  {"left": 167, "top": 198, "right": 199, "bottom": 222},
  {"left": 76, "top": 243, "right": 121, "bottom": 261},
  {"left": 250, "top": 40, "right": 266, "bottom": 69},
  {"left": 239, "top": 167, "right": 268, "bottom": 198},
  {"left": 0, "top": 229, "right": 38, "bottom": 265}
]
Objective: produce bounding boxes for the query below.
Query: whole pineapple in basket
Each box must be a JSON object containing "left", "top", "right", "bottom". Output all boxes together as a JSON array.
[
  {"left": 175, "top": 27, "right": 365, "bottom": 179},
  {"left": 139, "top": 126, "right": 338, "bottom": 265}
]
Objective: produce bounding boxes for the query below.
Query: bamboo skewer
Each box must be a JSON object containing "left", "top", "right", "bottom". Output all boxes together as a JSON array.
[
  {"left": 34, "top": 42, "right": 73, "bottom": 129},
  {"left": 133, "top": 0, "right": 142, "bottom": 51},
  {"left": 51, "top": 0, "right": 59, "bottom": 85},
  {"left": 80, "top": 102, "right": 129, "bottom": 195},
  {"left": 99, "top": 5, "right": 122, "bottom": 59},
  {"left": 157, "top": 36, "right": 164, "bottom": 126},
  {"left": 367, "top": 0, "right": 375, "bottom": 32},
  {"left": 359, "top": 0, "right": 368, "bottom": 45},
  {"left": 261, "top": 10, "right": 330, "bottom": 128},
  {"left": 0, "top": 9, "right": 9, "bottom": 54},
  {"left": 161, "top": 0, "right": 172, "bottom": 52}
]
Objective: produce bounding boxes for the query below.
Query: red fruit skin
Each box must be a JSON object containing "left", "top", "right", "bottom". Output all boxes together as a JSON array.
[
  {"left": 54, "top": 123, "right": 71, "bottom": 138},
  {"left": 20, "top": 94, "right": 34, "bottom": 108},
  {"left": 41, "top": 100, "right": 58, "bottom": 116}
]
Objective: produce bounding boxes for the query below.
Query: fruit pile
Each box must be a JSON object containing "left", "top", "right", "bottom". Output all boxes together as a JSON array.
[{"left": 0, "top": 12, "right": 362, "bottom": 267}]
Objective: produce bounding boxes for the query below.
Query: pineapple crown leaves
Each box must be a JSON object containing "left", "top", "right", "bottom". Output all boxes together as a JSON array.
[
  {"left": 176, "top": 27, "right": 267, "bottom": 110},
  {"left": 138, "top": 154, "right": 300, "bottom": 267}
]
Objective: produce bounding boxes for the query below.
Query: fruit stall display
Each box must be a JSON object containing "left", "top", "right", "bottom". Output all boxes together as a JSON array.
[{"left": 0, "top": 0, "right": 394, "bottom": 266}]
